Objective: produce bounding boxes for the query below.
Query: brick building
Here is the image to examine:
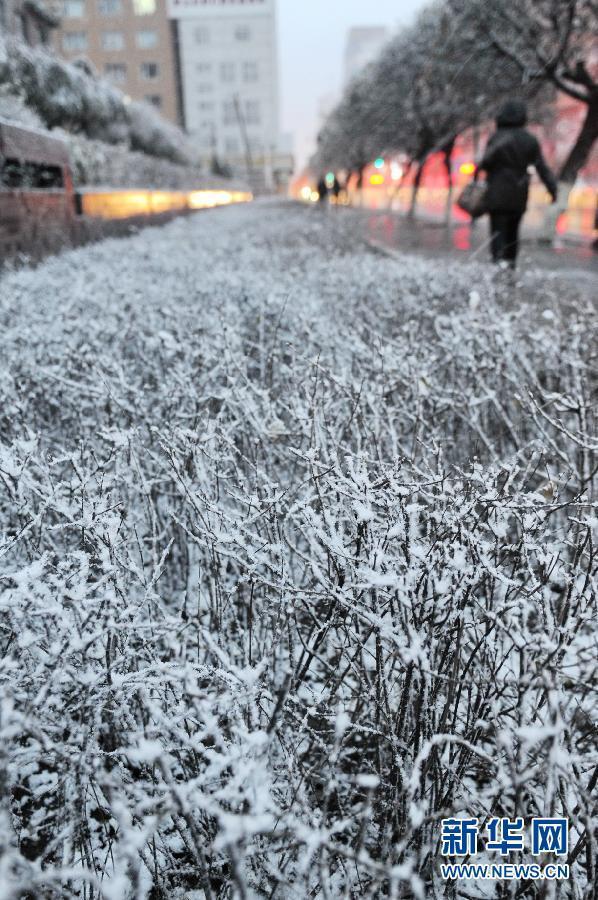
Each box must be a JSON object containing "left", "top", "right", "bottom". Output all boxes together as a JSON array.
[{"left": 51, "top": 0, "right": 182, "bottom": 125}]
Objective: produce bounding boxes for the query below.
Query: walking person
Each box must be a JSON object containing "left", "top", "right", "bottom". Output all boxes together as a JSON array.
[
  {"left": 332, "top": 175, "right": 343, "bottom": 205},
  {"left": 316, "top": 175, "right": 329, "bottom": 205},
  {"left": 477, "top": 100, "right": 557, "bottom": 268}
]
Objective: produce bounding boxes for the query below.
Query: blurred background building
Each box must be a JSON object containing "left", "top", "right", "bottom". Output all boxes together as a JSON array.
[
  {"left": 50, "top": 0, "right": 182, "bottom": 124},
  {"left": 1, "top": 0, "right": 60, "bottom": 46},
  {"left": 45, "top": 0, "right": 293, "bottom": 187},
  {"left": 343, "top": 26, "right": 388, "bottom": 85},
  {"left": 167, "top": 0, "right": 292, "bottom": 189}
]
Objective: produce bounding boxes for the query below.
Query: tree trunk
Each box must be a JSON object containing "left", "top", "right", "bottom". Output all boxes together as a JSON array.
[
  {"left": 558, "top": 95, "right": 598, "bottom": 184},
  {"left": 472, "top": 124, "right": 481, "bottom": 161},
  {"left": 408, "top": 158, "right": 426, "bottom": 219},
  {"left": 356, "top": 164, "right": 366, "bottom": 208},
  {"left": 539, "top": 181, "right": 575, "bottom": 244},
  {"left": 443, "top": 140, "right": 455, "bottom": 225},
  {"left": 387, "top": 160, "right": 412, "bottom": 212},
  {"left": 540, "top": 96, "right": 598, "bottom": 243}
]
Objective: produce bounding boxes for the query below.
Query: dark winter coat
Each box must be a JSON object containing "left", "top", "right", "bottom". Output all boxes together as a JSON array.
[{"left": 479, "top": 101, "right": 557, "bottom": 214}]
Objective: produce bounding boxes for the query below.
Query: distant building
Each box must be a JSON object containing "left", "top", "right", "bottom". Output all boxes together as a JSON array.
[
  {"left": 1, "top": 0, "right": 60, "bottom": 46},
  {"left": 167, "top": 0, "right": 290, "bottom": 186},
  {"left": 317, "top": 92, "right": 337, "bottom": 128},
  {"left": 344, "top": 26, "right": 388, "bottom": 85},
  {"left": 51, "top": 0, "right": 182, "bottom": 125}
]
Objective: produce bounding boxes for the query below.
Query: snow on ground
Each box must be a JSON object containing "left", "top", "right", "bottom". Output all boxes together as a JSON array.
[{"left": 0, "top": 201, "right": 596, "bottom": 898}]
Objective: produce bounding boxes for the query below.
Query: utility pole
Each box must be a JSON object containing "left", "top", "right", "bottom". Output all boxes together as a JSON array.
[{"left": 233, "top": 93, "right": 255, "bottom": 184}]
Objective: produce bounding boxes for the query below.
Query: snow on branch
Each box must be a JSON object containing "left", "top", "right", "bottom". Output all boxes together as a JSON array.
[{"left": 0, "top": 205, "right": 595, "bottom": 897}]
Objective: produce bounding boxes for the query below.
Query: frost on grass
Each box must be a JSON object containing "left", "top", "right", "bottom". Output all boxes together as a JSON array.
[{"left": 0, "top": 205, "right": 596, "bottom": 898}]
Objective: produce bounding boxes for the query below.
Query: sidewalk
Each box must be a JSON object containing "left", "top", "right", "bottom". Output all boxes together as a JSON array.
[{"left": 331, "top": 205, "right": 597, "bottom": 280}]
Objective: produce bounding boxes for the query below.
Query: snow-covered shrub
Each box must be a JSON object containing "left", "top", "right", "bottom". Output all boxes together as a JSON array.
[
  {"left": 0, "top": 35, "right": 197, "bottom": 166},
  {"left": 58, "top": 130, "right": 213, "bottom": 190},
  {"left": 0, "top": 93, "right": 215, "bottom": 191},
  {"left": 0, "top": 206, "right": 595, "bottom": 898},
  {"left": 0, "top": 82, "right": 45, "bottom": 129}
]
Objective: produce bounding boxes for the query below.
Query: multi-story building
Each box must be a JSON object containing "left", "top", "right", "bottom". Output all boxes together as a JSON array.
[
  {"left": 51, "top": 0, "right": 182, "bottom": 124},
  {"left": 168, "top": 0, "right": 287, "bottom": 184},
  {"left": 0, "top": 0, "right": 60, "bottom": 46},
  {"left": 344, "top": 26, "right": 388, "bottom": 85}
]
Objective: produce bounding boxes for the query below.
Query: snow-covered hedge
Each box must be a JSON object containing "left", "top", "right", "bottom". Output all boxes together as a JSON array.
[
  {"left": 0, "top": 206, "right": 596, "bottom": 897},
  {"left": 60, "top": 130, "right": 207, "bottom": 190},
  {"left": 0, "top": 35, "right": 198, "bottom": 167},
  {"left": 0, "top": 86, "right": 217, "bottom": 189}
]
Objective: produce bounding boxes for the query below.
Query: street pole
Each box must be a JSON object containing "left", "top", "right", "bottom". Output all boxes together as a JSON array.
[{"left": 233, "top": 94, "right": 255, "bottom": 185}]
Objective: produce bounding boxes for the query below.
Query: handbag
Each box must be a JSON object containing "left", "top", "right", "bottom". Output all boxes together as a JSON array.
[{"left": 457, "top": 179, "right": 488, "bottom": 218}]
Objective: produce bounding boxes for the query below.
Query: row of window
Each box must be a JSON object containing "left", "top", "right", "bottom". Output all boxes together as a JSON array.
[
  {"left": 63, "top": 0, "right": 156, "bottom": 16},
  {"left": 104, "top": 61, "right": 159, "bottom": 83},
  {"left": 196, "top": 61, "right": 259, "bottom": 85},
  {"left": 194, "top": 25, "right": 252, "bottom": 44},
  {"left": 199, "top": 135, "right": 264, "bottom": 155},
  {"left": 196, "top": 99, "right": 262, "bottom": 125},
  {"left": 63, "top": 29, "right": 158, "bottom": 51}
]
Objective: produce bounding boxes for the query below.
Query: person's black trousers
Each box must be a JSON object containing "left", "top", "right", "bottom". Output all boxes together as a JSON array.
[{"left": 489, "top": 212, "right": 524, "bottom": 267}]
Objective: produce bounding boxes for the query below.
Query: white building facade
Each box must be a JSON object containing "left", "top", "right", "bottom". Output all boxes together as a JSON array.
[{"left": 168, "top": 0, "right": 285, "bottom": 184}]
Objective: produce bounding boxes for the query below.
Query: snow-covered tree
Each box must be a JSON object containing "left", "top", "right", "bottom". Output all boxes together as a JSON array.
[
  {"left": 0, "top": 34, "right": 200, "bottom": 167},
  {"left": 313, "top": 0, "right": 545, "bottom": 217},
  {"left": 449, "top": 0, "right": 598, "bottom": 192}
]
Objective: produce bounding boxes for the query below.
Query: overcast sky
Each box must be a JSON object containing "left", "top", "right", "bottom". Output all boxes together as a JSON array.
[{"left": 278, "top": 0, "right": 428, "bottom": 170}]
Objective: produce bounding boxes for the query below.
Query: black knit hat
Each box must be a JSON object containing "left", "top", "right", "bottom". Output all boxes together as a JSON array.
[{"left": 496, "top": 100, "right": 528, "bottom": 127}]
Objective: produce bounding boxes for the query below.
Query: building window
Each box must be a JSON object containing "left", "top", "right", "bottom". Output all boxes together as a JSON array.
[
  {"left": 223, "top": 101, "right": 236, "bottom": 125},
  {"left": 104, "top": 62, "right": 126, "bottom": 82},
  {"left": 63, "top": 0, "right": 85, "bottom": 16},
  {"left": 63, "top": 30, "right": 88, "bottom": 51},
  {"left": 245, "top": 100, "right": 260, "bottom": 125},
  {"left": 101, "top": 30, "right": 124, "bottom": 50},
  {"left": 196, "top": 62, "right": 211, "bottom": 74},
  {"left": 194, "top": 26, "right": 209, "bottom": 44},
  {"left": 140, "top": 61, "right": 159, "bottom": 80},
  {"left": 198, "top": 102, "right": 214, "bottom": 112},
  {"left": 234, "top": 25, "right": 250, "bottom": 41},
  {"left": 145, "top": 94, "right": 162, "bottom": 108},
  {"left": 97, "top": 0, "right": 121, "bottom": 14},
  {"left": 132, "top": 0, "right": 155, "bottom": 14},
  {"left": 197, "top": 83, "right": 213, "bottom": 94},
  {"left": 242, "top": 61, "right": 258, "bottom": 83},
  {"left": 136, "top": 29, "right": 157, "bottom": 48},
  {"left": 220, "top": 61, "right": 235, "bottom": 83}
]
